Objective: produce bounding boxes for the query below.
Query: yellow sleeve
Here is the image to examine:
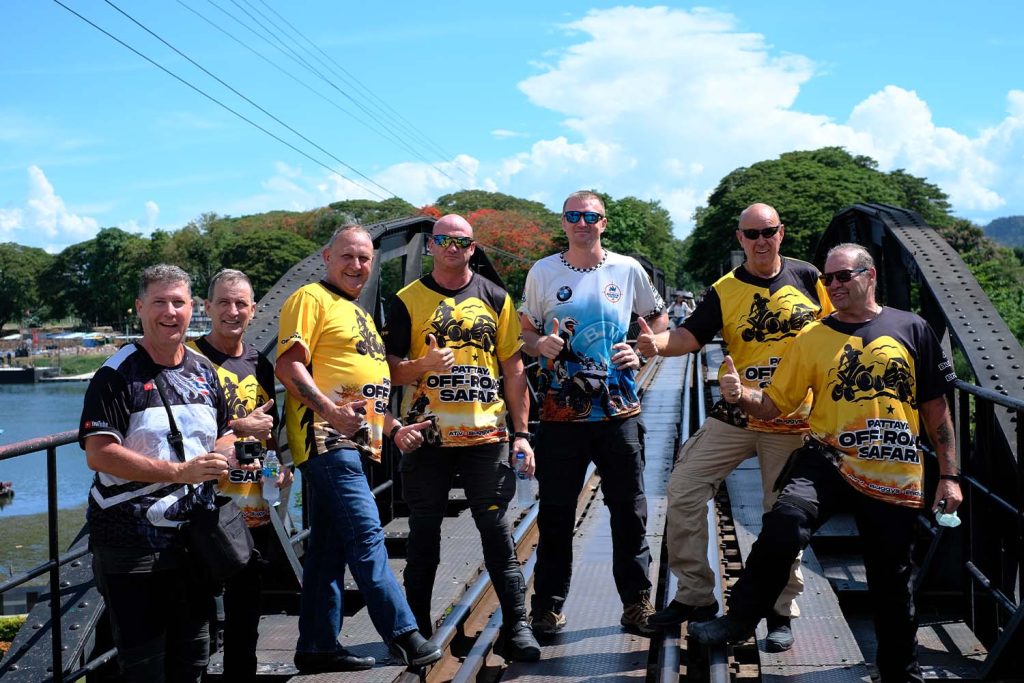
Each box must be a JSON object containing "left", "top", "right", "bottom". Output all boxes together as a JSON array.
[
  {"left": 277, "top": 289, "right": 321, "bottom": 364},
  {"left": 764, "top": 331, "right": 815, "bottom": 416},
  {"left": 496, "top": 292, "right": 525, "bottom": 362},
  {"left": 815, "top": 279, "right": 835, "bottom": 318}
]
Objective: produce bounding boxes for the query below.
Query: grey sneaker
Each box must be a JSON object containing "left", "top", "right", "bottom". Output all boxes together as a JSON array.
[
  {"left": 530, "top": 609, "right": 567, "bottom": 637},
  {"left": 620, "top": 590, "right": 657, "bottom": 637},
  {"left": 765, "top": 614, "right": 794, "bottom": 652}
]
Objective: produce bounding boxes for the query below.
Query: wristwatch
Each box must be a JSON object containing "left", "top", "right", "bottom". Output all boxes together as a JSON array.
[
  {"left": 389, "top": 422, "right": 403, "bottom": 440},
  {"left": 513, "top": 431, "right": 534, "bottom": 444}
]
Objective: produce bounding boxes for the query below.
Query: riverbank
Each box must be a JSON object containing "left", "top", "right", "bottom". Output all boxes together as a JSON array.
[{"left": 0, "top": 505, "right": 87, "bottom": 587}]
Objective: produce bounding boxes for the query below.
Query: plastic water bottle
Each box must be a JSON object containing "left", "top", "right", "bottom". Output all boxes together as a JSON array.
[
  {"left": 262, "top": 450, "right": 280, "bottom": 505},
  {"left": 514, "top": 451, "right": 533, "bottom": 508},
  {"left": 934, "top": 499, "right": 961, "bottom": 528}
]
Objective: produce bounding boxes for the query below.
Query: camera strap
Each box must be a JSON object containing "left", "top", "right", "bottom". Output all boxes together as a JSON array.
[{"left": 152, "top": 371, "right": 212, "bottom": 505}]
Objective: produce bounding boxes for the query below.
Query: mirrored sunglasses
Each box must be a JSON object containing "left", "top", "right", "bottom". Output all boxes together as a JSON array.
[
  {"left": 563, "top": 211, "right": 604, "bottom": 225},
  {"left": 431, "top": 234, "right": 475, "bottom": 249}
]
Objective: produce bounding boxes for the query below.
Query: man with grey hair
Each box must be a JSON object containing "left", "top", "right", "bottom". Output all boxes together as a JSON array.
[
  {"left": 691, "top": 243, "right": 962, "bottom": 682},
  {"left": 80, "top": 264, "right": 235, "bottom": 681},
  {"left": 187, "top": 267, "right": 290, "bottom": 681}
]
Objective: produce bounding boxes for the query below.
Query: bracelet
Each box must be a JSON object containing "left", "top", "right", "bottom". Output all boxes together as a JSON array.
[
  {"left": 389, "top": 422, "right": 403, "bottom": 440},
  {"left": 939, "top": 474, "right": 960, "bottom": 482},
  {"left": 513, "top": 431, "right": 533, "bottom": 443}
]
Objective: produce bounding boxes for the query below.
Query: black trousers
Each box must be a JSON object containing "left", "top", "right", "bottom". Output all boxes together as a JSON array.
[
  {"left": 92, "top": 545, "right": 213, "bottom": 683},
  {"left": 727, "top": 446, "right": 923, "bottom": 683},
  {"left": 221, "top": 524, "right": 280, "bottom": 681},
  {"left": 531, "top": 416, "right": 651, "bottom": 614},
  {"left": 400, "top": 442, "right": 523, "bottom": 634}
]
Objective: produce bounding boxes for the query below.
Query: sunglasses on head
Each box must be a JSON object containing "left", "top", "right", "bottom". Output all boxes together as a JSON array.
[
  {"left": 739, "top": 226, "right": 781, "bottom": 240},
  {"left": 431, "top": 234, "right": 474, "bottom": 249},
  {"left": 563, "top": 211, "right": 604, "bottom": 225},
  {"left": 820, "top": 267, "right": 869, "bottom": 286}
]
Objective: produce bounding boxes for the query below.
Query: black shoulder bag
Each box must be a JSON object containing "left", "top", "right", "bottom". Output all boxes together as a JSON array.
[{"left": 153, "top": 371, "right": 254, "bottom": 582}]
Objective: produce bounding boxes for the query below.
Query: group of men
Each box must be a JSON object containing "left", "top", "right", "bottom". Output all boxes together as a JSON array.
[{"left": 79, "top": 192, "right": 961, "bottom": 683}]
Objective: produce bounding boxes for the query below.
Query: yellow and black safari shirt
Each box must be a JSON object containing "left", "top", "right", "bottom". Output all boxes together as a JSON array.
[
  {"left": 765, "top": 307, "right": 956, "bottom": 508},
  {"left": 684, "top": 258, "right": 832, "bottom": 432},
  {"left": 187, "top": 337, "right": 278, "bottom": 528},
  {"left": 383, "top": 273, "right": 523, "bottom": 447},
  {"left": 277, "top": 280, "right": 391, "bottom": 465}
]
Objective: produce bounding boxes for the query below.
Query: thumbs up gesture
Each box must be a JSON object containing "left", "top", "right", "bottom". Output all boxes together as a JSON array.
[
  {"left": 721, "top": 356, "right": 743, "bottom": 404},
  {"left": 635, "top": 317, "right": 659, "bottom": 359},
  {"left": 421, "top": 333, "right": 454, "bottom": 372},
  {"left": 230, "top": 398, "right": 276, "bottom": 440},
  {"left": 536, "top": 317, "right": 566, "bottom": 359}
]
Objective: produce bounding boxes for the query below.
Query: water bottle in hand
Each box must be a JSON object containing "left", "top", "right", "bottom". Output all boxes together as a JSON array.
[
  {"left": 514, "top": 451, "right": 533, "bottom": 508},
  {"left": 262, "top": 450, "right": 280, "bottom": 505},
  {"left": 934, "top": 499, "right": 961, "bottom": 528}
]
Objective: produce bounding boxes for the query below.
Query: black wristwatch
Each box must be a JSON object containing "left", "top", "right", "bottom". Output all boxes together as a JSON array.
[
  {"left": 939, "top": 473, "right": 961, "bottom": 483},
  {"left": 513, "top": 431, "right": 533, "bottom": 444},
  {"left": 389, "top": 422, "right": 403, "bottom": 441}
]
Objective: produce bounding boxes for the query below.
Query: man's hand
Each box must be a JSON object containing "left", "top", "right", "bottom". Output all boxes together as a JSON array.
[
  {"left": 721, "top": 356, "right": 743, "bottom": 404},
  {"left": 611, "top": 342, "right": 640, "bottom": 370},
  {"left": 178, "top": 452, "right": 230, "bottom": 484},
  {"left": 536, "top": 317, "right": 566, "bottom": 359},
  {"left": 421, "top": 334, "right": 455, "bottom": 372},
  {"left": 231, "top": 399, "right": 275, "bottom": 441},
  {"left": 933, "top": 480, "right": 963, "bottom": 514},
  {"left": 636, "top": 317, "right": 659, "bottom": 358},
  {"left": 394, "top": 420, "right": 433, "bottom": 453},
  {"left": 512, "top": 439, "right": 536, "bottom": 478},
  {"left": 327, "top": 399, "right": 368, "bottom": 437}
]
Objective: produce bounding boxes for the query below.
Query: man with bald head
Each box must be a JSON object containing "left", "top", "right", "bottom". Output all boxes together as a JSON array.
[
  {"left": 383, "top": 214, "right": 541, "bottom": 661},
  {"left": 637, "top": 203, "right": 832, "bottom": 651}
]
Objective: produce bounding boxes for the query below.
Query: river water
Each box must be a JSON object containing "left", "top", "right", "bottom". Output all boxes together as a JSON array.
[{"left": 0, "top": 380, "right": 301, "bottom": 519}]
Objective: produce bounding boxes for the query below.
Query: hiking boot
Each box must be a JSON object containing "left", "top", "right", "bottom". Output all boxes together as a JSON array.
[
  {"left": 502, "top": 619, "right": 542, "bottom": 661},
  {"left": 294, "top": 647, "right": 375, "bottom": 673},
  {"left": 390, "top": 630, "right": 442, "bottom": 667},
  {"left": 530, "top": 609, "right": 567, "bottom": 637},
  {"left": 765, "top": 614, "right": 794, "bottom": 652},
  {"left": 688, "top": 614, "right": 757, "bottom": 647},
  {"left": 620, "top": 590, "right": 657, "bottom": 637},
  {"left": 648, "top": 599, "right": 720, "bottom": 628}
]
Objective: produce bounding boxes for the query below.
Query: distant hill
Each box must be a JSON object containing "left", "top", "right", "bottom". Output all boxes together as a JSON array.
[{"left": 985, "top": 215, "right": 1024, "bottom": 247}]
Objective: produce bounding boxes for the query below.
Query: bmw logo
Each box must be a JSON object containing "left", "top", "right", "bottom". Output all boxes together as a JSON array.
[{"left": 557, "top": 286, "right": 572, "bottom": 302}]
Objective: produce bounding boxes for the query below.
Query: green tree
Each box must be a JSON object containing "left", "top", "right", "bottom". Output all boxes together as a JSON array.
[
  {"left": 0, "top": 243, "right": 53, "bottom": 331},
  {"left": 217, "top": 230, "right": 318, "bottom": 299},
  {"left": 43, "top": 228, "right": 151, "bottom": 326},
  {"left": 685, "top": 147, "right": 949, "bottom": 283},
  {"left": 598, "top": 194, "right": 683, "bottom": 288},
  {"left": 434, "top": 190, "right": 560, "bottom": 233}
]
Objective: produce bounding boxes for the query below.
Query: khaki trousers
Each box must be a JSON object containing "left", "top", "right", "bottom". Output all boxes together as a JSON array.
[{"left": 666, "top": 417, "right": 804, "bottom": 617}]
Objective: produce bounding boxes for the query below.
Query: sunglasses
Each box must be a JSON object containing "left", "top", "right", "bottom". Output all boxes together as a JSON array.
[
  {"left": 820, "top": 267, "right": 869, "bottom": 286},
  {"left": 431, "top": 234, "right": 475, "bottom": 249},
  {"left": 563, "top": 211, "right": 604, "bottom": 225},
  {"left": 739, "top": 226, "right": 781, "bottom": 240}
]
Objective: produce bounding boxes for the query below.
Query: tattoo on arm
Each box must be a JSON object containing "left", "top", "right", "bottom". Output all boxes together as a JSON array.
[
  {"left": 936, "top": 422, "right": 952, "bottom": 447},
  {"left": 295, "top": 379, "right": 330, "bottom": 414}
]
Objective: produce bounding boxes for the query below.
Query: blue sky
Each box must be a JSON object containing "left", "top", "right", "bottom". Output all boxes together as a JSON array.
[{"left": 2, "top": 1, "right": 1023, "bottom": 252}]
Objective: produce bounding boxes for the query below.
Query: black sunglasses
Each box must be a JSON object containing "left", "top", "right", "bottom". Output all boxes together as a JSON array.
[
  {"left": 563, "top": 211, "right": 604, "bottom": 225},
  {"left": 739, "top": 226, "right": 781, "bottom": 240},
  {"left": 820, "top": 267, "right": 869, "bottom": 286},
  {"left": 431, "top": 234, "right": 474, "bottom": 249}
]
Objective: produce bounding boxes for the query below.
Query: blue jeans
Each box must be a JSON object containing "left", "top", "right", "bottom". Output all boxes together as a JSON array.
[{"left": 297, "top": 448, "right": 417, "bottom": 653}]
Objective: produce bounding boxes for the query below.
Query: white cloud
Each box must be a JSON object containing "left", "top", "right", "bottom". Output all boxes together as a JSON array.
[
  {"left": 144, "top": 201, "right": 160, "bottom": 229},
  {"left": 491, "top": 129, "right": 528, "bottom": 139},
  {"left": 20, "top": 165, "right": 98, "bottom": 245},
  {"left": 475, "top": 6, "right": 1024, "bottom": 235}
]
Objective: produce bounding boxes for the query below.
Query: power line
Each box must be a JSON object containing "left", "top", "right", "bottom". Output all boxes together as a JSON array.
[
  {"left": 185, "top": 0, "right": 466, "bottom": 189},
  {"left": 250, "top": 0, "right": 477, "bottom": 185},
  {"left": 101, "top": 0, "right": 398, "bottom": 199},
  {"left": 213, "top": 0, "right": 469, "bottom": 189},
  {"left": 50, "top": 0, "right": 393, "bottom": 201}
]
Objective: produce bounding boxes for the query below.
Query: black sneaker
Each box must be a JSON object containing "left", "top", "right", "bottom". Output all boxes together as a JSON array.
[
  {"left": 765, "top": 614, "right": 794, "bottom": 652},
  {"left": 688, "top": 614, "right": 757, "bottom": 647},
  {"left": 501, "top": 619, "right": 541, "bottom": 661},
  {"left": 294, "top": 647, "right": 375, "bottom": 672},
  {"left": 390, "top": 630, "right": 442, "bottom": 667},
  {"left": 648, "top": 599, "right": 720, "bottom": 628}
]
